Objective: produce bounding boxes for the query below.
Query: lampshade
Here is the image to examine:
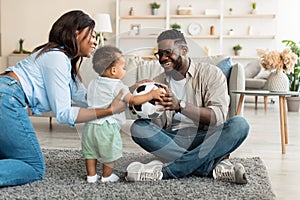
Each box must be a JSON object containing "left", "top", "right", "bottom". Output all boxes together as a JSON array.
[{"left": 94, "top": 13, "right": 112, "bottom": 33}]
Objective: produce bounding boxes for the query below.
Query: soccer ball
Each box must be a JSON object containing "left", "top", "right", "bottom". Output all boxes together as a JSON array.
[{"left": 132, "top": 82, "right": 165, "bottom": 119}]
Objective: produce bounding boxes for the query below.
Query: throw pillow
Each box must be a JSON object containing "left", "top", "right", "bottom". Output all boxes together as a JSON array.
[
  {"left": 254, "top": 69, "right": 271, "bottom": 80},
  {"left": 216, "top": 57, "right": 233, "bottom": 80},
  {"left": 244, "top": 60, "right": 261, "bottom": 78}
]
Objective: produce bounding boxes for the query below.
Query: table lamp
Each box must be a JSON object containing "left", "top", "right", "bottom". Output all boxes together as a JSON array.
[{"left": 94, "top": 13, "right": 112, "bottom": 46}]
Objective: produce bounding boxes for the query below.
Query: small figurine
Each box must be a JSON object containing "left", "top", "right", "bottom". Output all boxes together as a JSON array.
[
  {"left": 210, "top": 26, "right": 215, "bottom": 35},
  {"left": 19, "top": 38, "right": 24, "bottom": 54},
  {"left": 129, "top": 7, "right": 134, "bottom": 16},
  {"left": 13, "top": 38, "right": 31, "bottom": 54}
]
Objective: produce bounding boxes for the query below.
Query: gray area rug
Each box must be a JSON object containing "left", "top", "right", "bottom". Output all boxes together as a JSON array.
[{"left": 0, "top": 149, "right": 275, "bottom": 200}]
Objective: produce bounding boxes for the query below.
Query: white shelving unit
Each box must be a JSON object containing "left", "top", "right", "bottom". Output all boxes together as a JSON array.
[
  {"left": 223, "top": 14, "right": 276, "bottom": 19},
  {"left": 116, "top": 0, "right": 278, "bottom": 58}
]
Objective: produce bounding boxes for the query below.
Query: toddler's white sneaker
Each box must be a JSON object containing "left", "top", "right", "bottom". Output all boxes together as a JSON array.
[
  {"left": 87, "top": 174, "right": 100, "bottom": 183},
  {"left": 101, "top": 173, "right": 119, "bottom": 183}
]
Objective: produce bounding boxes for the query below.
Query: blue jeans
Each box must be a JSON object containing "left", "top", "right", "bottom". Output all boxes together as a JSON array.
[
  {"left": 130, "top": 116, "right": 249, "bottom": 179},
  {"left": 0, "top": 76, "right": 46, "bottom": 187}
]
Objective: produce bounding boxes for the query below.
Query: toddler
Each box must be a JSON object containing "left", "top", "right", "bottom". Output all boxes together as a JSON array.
[{"left": 82, "top": 45, "right": 165, "bottom": 183}]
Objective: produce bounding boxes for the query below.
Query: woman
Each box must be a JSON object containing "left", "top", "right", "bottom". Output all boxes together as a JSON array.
[{"left": 0, "top": 10, "right": 126, "bottom": 187}]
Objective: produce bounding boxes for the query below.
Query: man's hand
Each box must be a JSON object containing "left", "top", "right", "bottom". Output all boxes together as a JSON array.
[{"left": 156, "top": 84, "right": 180, "bottom": 111}]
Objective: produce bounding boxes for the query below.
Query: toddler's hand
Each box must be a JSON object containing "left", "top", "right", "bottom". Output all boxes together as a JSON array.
[{"left": 150, "top": 88, "right": 165, "bottom": 102}]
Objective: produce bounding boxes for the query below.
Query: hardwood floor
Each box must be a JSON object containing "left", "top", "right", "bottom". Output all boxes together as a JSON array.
[{"left": 32, "top": 97, "right": 300, "bottom": 200}]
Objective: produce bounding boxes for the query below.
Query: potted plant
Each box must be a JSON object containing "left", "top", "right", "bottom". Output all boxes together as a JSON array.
[
  {"left": 229, "top": 8, "right": 233, "bottom": 15},
  {"left": 233, "top": 44, "right": 242, "bottom": 56},
  {"left": 228, "top": 28, "right": 234, "bottom": 35},
  {"left": 170, "top": 23, "right": 181, "bottom": 31},
  {"left": 282, "top": 39, "right": 300, "bottom": 111},
  {"left": 150, "top": 2, "right": 160, "bottom": 15},
  {"left": 251, "top": 2, "right": 257, "bottom": 14}
]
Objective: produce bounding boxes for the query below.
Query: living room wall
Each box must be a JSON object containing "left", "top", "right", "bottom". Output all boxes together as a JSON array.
[
  {"left": 0, "top": 0, "right": 116, "bottom": 58},
  {"left": 0, "top": 0, "right": 299, "bottom": 61}
]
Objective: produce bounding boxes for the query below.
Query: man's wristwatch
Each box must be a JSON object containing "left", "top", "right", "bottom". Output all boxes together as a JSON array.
[{"left": 176, "top": 100, "right": 186, "bottom": 113}]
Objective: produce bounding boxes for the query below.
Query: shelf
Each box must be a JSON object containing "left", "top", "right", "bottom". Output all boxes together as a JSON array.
[
  {"left": 120, "top": 14, "right": 275, "bottom": 19},
  {"left": 231, "top": 56, "right": 259, "bottom": 60},
  {"left": 121, "top": 35, "right": 275, "bottom": 40},
  {"left": 125, "top": 55, "right": 260, "bottom": 60},
  {"left": 120, "top": 15, "right": 166, "bottom": 19},
  {"left": 223, "top": 14, "right": 276, "bottom": 19},
  {"left": 141, "top": 55, "right": 156, "bottom": 60},
  {"left": 120, "top": 35, "right": 220, "bottom": 39},
  {"left": 119, "top": 35, "right": 158, "bottom": 39},
  {"left": 223, "top": 35, "right": 275, "bottom": 39},
  {"left": 170, "top": 14, "right": 220, "bottom": 19},
  {"left": 186, "top": 35, "right": 220, "bottom": 39}
]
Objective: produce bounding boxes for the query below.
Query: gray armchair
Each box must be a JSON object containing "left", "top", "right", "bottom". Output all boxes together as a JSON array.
[{"left": 244, "top": 59, "right": 272, "bottom": 110}]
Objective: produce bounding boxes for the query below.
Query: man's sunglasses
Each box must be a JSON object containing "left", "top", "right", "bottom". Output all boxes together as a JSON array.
[{"left": 154, "top": 46, "right": 180, "bottom": 59}]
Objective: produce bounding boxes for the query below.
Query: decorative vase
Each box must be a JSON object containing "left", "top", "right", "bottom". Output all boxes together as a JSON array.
[{"left": 267, "top": 70, "right": 289, "bottom": 92}]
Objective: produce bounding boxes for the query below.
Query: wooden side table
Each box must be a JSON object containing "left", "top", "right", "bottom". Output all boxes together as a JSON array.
[{"left": 232, "top": 90, "right": 299, "bottom": 154}]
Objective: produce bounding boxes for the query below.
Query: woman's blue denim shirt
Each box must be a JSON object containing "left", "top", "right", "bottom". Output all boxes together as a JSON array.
[{"left": 6, "top": 49, "right": 87, "bottom": 127}]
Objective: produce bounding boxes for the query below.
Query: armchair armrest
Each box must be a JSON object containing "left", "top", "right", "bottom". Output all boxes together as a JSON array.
[{"left": 228, "top": 63, "right": 245, "bottom": 118}]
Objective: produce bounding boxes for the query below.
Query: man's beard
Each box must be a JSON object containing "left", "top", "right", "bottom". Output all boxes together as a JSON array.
[
  {"left": 164, "top": 56, "right": 183, "bottom": 76},
  {"left": 173, "top": 56, "right": 183, "bottom": 71}
]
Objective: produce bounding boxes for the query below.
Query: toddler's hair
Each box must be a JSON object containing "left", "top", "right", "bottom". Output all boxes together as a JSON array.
[{"left": 92, "top": 45, "right": 122, "bottom": 75}]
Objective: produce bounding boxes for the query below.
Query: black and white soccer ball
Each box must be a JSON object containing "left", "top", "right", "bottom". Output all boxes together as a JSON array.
[{"left": 132, "top": 82, "right": 165, "bottom": 119}]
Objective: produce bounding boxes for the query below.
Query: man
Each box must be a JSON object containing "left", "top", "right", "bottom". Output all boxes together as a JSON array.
[{"left": 126, "top": 30, "right": 249, "bottom": 184}]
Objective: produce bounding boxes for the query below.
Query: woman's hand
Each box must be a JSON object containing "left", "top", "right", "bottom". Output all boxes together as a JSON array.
[
  {"left": 76, "top": 90, "right": 126, "bottom": 123},
  {"left": 110, "top": 89, "right": 127, "bottom": 114}
]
